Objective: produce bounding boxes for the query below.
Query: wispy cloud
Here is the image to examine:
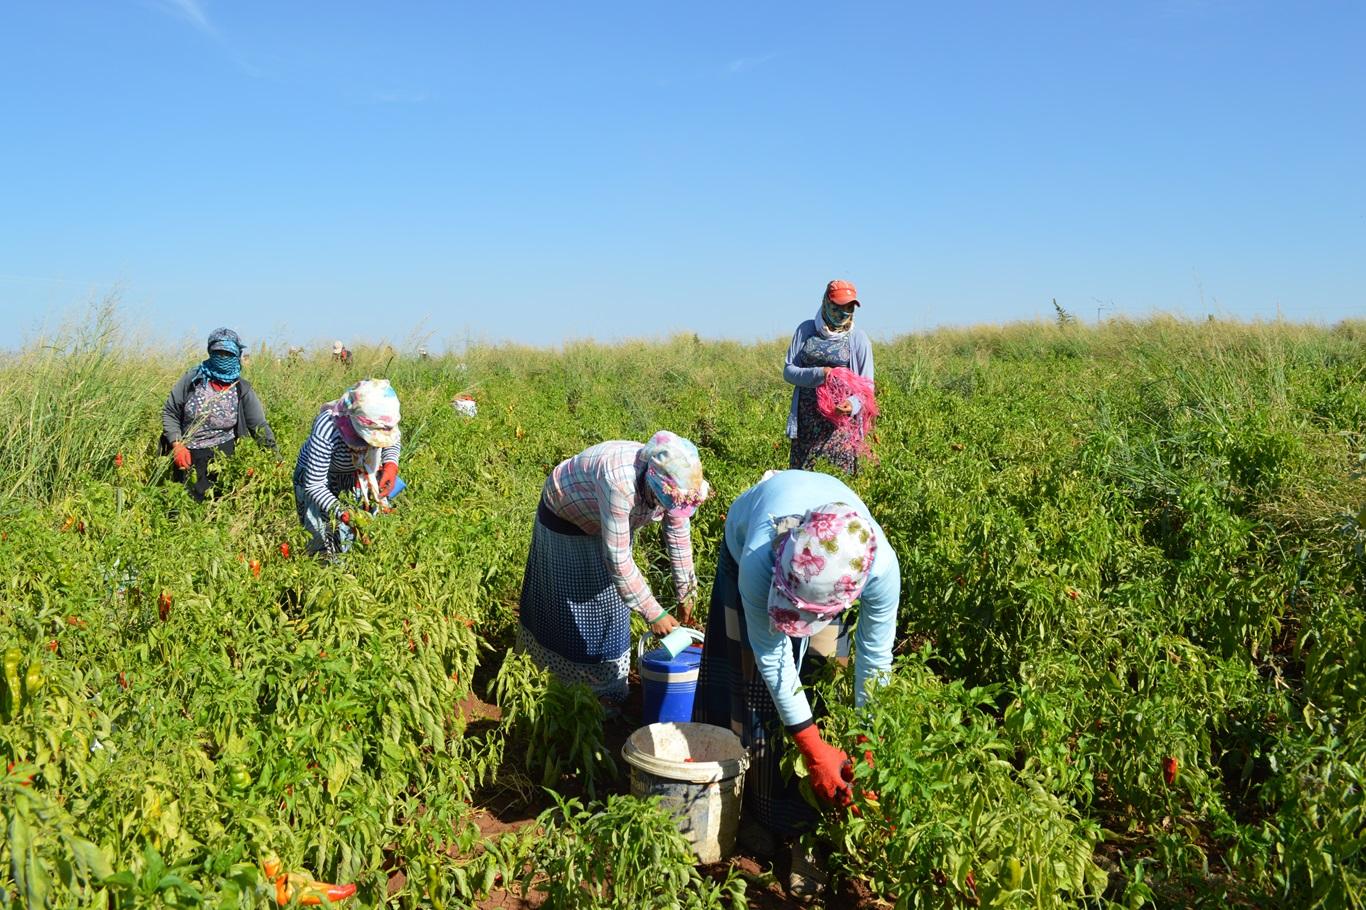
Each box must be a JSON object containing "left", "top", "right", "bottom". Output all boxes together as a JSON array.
[
  {"left": 727, "top": 52, "right": 777, "bottom": 75},
  {"left": 146, "top": 0, "right": 214, "bottom": 35},
  {"left": 142, "top": 0, "right": 268, "bottom": 76},
  {"left": 656, "top": 52, "right": 780, "bottom": 87}
]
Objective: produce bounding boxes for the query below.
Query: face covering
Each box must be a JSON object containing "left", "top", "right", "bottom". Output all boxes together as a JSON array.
[
  {"left": 198, "top": 352, "right": 241, "bottom": 383},
  {"left": 822, "top": 299, "right": 855, "bottom": 331}
]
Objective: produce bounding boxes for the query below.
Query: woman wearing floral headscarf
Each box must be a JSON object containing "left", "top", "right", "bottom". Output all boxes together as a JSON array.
[
  {"left": 783, "top": 279, "right": 876, "bottom": 474},
  {"left": 517, "top": 431, "right": 709, "bottom": 703},
  {"left": 693, "top": 469, "right": 900, "bottom": 894},
  {"left": 292, "top": 379, "right": 402, "bottom": 556},
  {"left": 160, "top": 327, "right": 277, "bottom": 501}
]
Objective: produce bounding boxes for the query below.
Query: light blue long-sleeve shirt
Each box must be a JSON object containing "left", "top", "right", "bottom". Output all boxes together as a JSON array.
[
  {"left": 724, "top": 470, "right": 900, "bottom": 729},
  {"left": 783, "top": 320, "right": 874, "bottom": 438}
]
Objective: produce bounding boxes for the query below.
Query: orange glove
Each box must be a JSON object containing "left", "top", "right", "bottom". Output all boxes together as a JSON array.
[
  {"left": 171, "top": 442, "right": 192, "bottom": 470},
  {"left": 793, "top": 726, "right": 851, "bottom": 807},
  {"left": 377, "top": 462, "right": 398, "bottom": 497}
]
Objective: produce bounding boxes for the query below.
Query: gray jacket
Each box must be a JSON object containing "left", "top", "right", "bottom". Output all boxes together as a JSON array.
[{"left": 161, "top": 370, "right": 277, "bottom": 450}]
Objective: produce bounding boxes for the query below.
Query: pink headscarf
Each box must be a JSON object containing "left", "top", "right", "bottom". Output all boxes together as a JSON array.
[
  {"left": 816, "top": 366, "right": 878, "bottom": 458},
  {"left": 767, "top": 503, "right": 878, "bottom": 637}
]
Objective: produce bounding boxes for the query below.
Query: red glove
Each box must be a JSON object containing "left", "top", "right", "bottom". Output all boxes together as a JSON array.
[
  {"left": 793, "top": 726, "right": 851, "bottom": 807},
  {"left": 171, "top": 442, "right": 192, "bottom": 470},
  {"left": 378, "top": 462, "right": 398, "bottom": 497},
  {"left": 339, "top": 511, "right": 351, "bottom": 526}
]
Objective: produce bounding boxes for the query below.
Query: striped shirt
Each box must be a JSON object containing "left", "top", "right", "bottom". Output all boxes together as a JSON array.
[
  {"left": 293, "top": 410, "right": 400, "bottom": 517},
  {"left": 542, "top": 441, "right": 697, "bottom": 623}
]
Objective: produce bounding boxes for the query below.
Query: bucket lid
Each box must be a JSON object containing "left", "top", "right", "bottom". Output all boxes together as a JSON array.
[
  {"left": 622, "top": 722, "right": 749, "bottom": 784},
  {"left": 640, "top": 643, "right": 703, "bottom": 674}
]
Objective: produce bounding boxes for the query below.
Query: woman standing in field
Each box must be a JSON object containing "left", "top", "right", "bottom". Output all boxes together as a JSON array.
[
  {"left": 693, "top": 468, "right": 899, "bottom": 895},
  {"left": 161, "top": 328, "right": 277, "bottom": 501},
  {"left": 292, "top": 379, "right": 401, "bottom": 556},
  {"left": 518, "top": 431, "right": 709, "bottom": 704},
  {"left": 784, "top": 279, "right": 876, "bottom": 474}
]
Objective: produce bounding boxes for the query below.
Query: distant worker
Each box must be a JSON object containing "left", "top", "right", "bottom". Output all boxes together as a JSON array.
[
  {"left": 293, "top": 379, "right": 402, "bottom": 556},
  {"left": 783, "top": 279, "right": 876, "bottom": 474},
  {"left": 517, "top": 431, "right": 708, "bottom": 703},
  {"left": 160, "top": 328, "right": 277, "bottom": 501},
  {"left": 693, "top": 469, "right": 899, "bottom": 896},
  {"left": 332, "top": 340, "right": 352, "bottom": 365}
]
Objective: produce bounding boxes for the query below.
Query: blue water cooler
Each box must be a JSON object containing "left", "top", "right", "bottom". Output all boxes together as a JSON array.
[{"left": 639, "top": 629, "right": 705, "bottom": 724}]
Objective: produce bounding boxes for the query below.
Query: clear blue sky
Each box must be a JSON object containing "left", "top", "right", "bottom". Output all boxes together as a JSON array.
[{"left": 2, "top": 1, "right": 1362, "bottom": 351}]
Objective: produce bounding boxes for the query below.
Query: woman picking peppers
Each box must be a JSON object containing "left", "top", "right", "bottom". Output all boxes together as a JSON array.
[
  {"left": 783, "top": 279, "right": 876, "bottom": 475},
  {"left": 160, "top": 327, "right": 277, "bottom": 500},
  {"left": 517, "top": 431, "right": 708, "bottom": 704},
  {"left": 292, "top": 379, "right": 401, "bottom": 556},
  {"left": 693, "top": 468, "right": 900, "bottom": 896}
]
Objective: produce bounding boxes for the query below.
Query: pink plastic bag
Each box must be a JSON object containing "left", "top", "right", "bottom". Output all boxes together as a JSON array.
[{"left": 815, "top": 367, "right": 878, "bottom": 458}]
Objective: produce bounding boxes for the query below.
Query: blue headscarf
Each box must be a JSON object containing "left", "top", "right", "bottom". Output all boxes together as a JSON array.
[{"left": 198, "top": 328, "right": 243, "bottom": 383}]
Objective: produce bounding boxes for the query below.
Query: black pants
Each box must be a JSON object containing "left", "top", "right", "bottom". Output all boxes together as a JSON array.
[{"left": 173, "top": 439, "right": 236, "bottom": 501}]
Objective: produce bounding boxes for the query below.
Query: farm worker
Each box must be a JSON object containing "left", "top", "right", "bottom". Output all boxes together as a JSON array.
[
  {"left": 292, "top": 379, "right": 401, "bottom": 556},
  {"left": 693, "top": 469, "right": 899, "bottom": 895},
  {"left": 517, "top": 431, "right": 709, "bottom": 704},
  {"left": 160, "top": 327, "right": 277, "bottom": 501},
  {"left": 332, "top": 340, "right": 352, "bottom": 365},
  {"left": 784, "top": 279, "right": 876, "bottom": 475}
]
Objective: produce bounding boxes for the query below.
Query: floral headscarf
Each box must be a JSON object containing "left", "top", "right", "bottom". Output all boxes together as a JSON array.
[
  {"left": 767, "top": 502, "right": 877, "bottom": 637},
  {"left": 641, "top": 430, "right": 709, "bottom": 518},
  {"left": 331, "top": 379, "right": 401, "bottom": 448}
]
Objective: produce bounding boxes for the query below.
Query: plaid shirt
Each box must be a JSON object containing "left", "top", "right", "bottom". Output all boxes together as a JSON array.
[{"left": 542, "top": 441, "right": 698, "bottom": 623}]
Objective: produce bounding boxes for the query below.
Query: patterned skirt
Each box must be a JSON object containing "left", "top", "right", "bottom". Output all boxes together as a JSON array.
[
  {"left": 788, "top": 387, "right": 860, "bottom": 475},
  {"left": 517, "top": 500, "right": 632, "bottom": 702},
  {"left": 693, "top": 546, "right": 845, "bottom": 836}
]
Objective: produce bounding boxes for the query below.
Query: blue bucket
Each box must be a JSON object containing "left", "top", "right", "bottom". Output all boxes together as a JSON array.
[{"left": 638, "top": 629, "right": 705, "bottom": 725}]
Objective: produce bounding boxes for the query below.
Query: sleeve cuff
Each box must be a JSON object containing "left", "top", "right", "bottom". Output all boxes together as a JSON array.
[{"left": 785, "top": 717, "right": 816, "bottom": 735}]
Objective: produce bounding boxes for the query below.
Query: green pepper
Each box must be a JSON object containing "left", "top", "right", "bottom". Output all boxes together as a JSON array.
[
  {"left": 23, "top": 659, "right": 43, "bottom": 702},
  {"left": 2, "top": 648, "right": 21, "bottom": 722},
  {"left": 228, "top": 763, "right": 251, "bottom": 791}
]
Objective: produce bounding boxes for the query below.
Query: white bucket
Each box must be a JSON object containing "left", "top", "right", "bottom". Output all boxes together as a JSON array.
[{"left": 622, "top": 722, "right": 749, "bottom": 864}]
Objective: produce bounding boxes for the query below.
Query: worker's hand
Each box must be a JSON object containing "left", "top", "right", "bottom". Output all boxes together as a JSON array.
[
  {"left": 820, "top": 367, "right": 831, "bottom": 382},
  {"left": 835, "top": 399, "right": 854, "bottom": 415},
  {"left": 679, "top": 597, "right": 696, "bottom": 626},
  {"left": 171, "top": 442, "right": 192, "bottom": 471},
  {"left": 338, "top": 511, "right": 351, "bottom": 526},
  {"left": 649, "top": 614, "right": 680, "bottom": 636},
  {"left": 377, "top": 462, "right": 398, "bottom": 497},
  {"left": 793, "top": 725, "right": 852, "bottom": 808}
]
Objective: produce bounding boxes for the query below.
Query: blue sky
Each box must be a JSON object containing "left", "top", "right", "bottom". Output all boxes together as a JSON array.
[{"left": 1, "top": 1, "right": 1362, "bottom": 351}]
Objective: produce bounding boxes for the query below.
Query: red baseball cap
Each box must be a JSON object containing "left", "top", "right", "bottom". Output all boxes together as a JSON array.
[{"left": 825, "top": 279, "right": 859, "bottom": 306}]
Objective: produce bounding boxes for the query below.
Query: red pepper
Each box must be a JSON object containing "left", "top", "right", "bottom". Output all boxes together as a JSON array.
[{"left": 1163, "top": 756, "right": 1178, "bottom": 785}]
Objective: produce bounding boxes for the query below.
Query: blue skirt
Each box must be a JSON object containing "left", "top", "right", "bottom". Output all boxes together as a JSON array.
[{"left": 517, "top": 501, "right": 632, "bottom": 702}]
